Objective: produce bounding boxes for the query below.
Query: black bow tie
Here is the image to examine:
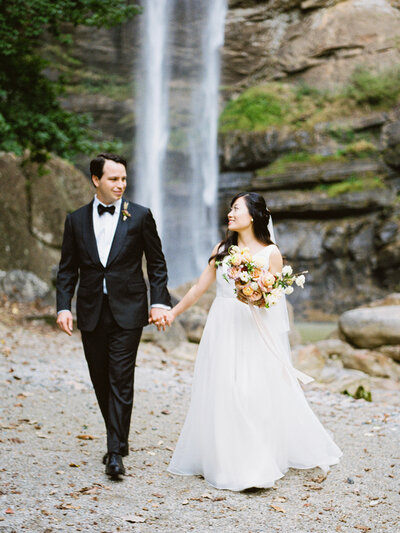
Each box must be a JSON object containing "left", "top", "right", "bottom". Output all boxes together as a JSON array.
[{"left": 98, "top": 204, "right": 115, "bottom": 216}]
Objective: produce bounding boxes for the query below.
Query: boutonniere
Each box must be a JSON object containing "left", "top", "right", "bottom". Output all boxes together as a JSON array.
[{"left": 122, "top": 201, "right": 131, "bottom": 222}]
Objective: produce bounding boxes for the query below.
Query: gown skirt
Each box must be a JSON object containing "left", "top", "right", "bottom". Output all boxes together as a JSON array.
[{"left": 168, "top": 248, "right": 342, "bottom": 491}]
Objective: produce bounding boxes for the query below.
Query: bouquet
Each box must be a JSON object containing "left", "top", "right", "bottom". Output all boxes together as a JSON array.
[{"left": 219, "top": 245, "right": 306, "bottom": 308}]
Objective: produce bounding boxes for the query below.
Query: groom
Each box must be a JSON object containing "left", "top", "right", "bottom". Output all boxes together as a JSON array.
[{"left": 56, "top": 153, "right": 171, "bottom": 478}]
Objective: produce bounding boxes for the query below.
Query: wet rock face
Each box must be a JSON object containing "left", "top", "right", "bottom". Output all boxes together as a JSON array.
[
  {"left": 382, "top": 120, "right": 400, "bottom": 170},
  {"left": 223, "top": 0, "right": 400, "bottom": 89}
]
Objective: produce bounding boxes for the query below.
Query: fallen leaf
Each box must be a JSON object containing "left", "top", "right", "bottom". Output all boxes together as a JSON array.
[
  {"left": 182, "top": 500, "right": 189, "bottom": 505},
  {"left": 273, "top": 496, "right": 287, "bottom": 503},
  {"left": 79, "top": 486, "right": 100, "bottom": 495},
  {"left": 355, "top": 526, "right": 371, "bottom": 532},
  {"left": 152, "top": 493, "right": 164, "bottom": 498},
  {"left": 56, "top": 503, "right": 80, "bottom": 510},
  {"left": 5, "top": 508, "right": 14, "bottom": 514},
  {"left": 311, "top": 474, "right": 327, "bottom": 483},
  {"left": 56, "top": 471, "right": 65, "bottom": 475},
  {"left": 69, "top": 463, "right": 80, "bottom": 468},
  {"left": 124, "top": 515, "right": 146, "bottom": 523},
  {"left": 76, "top": 435, "right": 97, "bottom": 440},
  {"left": 161, "top": 410, "right": 170, "bottom": 415},
  {"left": 36, "top": 433, "right": 49, "bottom": 439},
  {"left": 270, "top": 504, "right": 286, "bottom": 513}
]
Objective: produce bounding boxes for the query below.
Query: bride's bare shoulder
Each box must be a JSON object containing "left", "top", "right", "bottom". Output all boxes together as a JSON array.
[{"left": 269, "top": 244, "right": 282, "bottom": 259}]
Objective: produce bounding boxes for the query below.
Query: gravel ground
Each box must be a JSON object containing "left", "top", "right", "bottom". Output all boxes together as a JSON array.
[{"left": 0, "top": 318, "right": 399, "bottom": 533}]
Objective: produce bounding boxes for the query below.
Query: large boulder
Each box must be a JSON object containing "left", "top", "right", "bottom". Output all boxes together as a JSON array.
[
  {"left": 0, "top": 153, "right": 92, "bottom": 283},
  {"left": 314, "top": 339, "right": 355, "bottom": 360},
  {"left": 141, "top": 321, "right": 188, "bottom": 352},
  {"left": 317, "top": 365, "right": 371, "bottom": 396},
  {"left": 292, "top": 344, "right": 326, "bottom": 379},
  {"left": 339, "top": 305, "right": 400, "bottom": 348},
  {"left": 340, "top": 348, "right": 400, "bottom": 380},
  {"left": 378, "top": 345, "right": 400, "bottom": 363},
  {"left": 0, "top": 270, "right": 50, "bottom": 302},
  {"left": 178, "top": 306, "right": 208, "bottom": 343}
]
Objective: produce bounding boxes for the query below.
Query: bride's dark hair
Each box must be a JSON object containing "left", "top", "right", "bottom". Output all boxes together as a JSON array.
[{"left": 209, "top": 192, "right": 275, "bottom": 263}]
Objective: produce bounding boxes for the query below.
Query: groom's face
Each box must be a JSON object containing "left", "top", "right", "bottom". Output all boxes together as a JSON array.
[{"left": 92, "top": 159, "right": 127, "bottom": 205}]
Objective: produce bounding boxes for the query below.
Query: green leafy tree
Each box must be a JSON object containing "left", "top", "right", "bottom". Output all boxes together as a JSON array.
[{"left": 0, "top": 1, "right": 141, "bottom": 161}]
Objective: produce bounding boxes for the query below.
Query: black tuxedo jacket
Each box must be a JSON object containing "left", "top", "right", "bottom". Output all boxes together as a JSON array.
[{"left": 56, "top": 198, "right": 171, "bottom": 331}]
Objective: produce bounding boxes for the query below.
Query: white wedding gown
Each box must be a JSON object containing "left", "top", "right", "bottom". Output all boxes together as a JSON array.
[{"left": 168, "top": 245, "right": 342, "bottom": 491}]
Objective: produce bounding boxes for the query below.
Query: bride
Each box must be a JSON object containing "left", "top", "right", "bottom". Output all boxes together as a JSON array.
[{"left": 163, "top": 192, "right": 342, "bottom": 491}]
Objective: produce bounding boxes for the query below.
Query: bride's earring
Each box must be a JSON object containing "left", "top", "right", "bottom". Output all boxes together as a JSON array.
[{"left": 251, "top": 218, "right": 254, "bottom": 222}]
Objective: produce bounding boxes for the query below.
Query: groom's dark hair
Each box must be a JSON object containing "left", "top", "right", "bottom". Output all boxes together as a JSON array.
[{"left": 90, "top": 153, "right": 127, "bottom": 180}]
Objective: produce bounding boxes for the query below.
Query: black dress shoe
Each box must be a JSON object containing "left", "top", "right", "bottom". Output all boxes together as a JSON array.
[
  {"left": 105, "top": 453, "right": 125, "bottom": 478},
  {"left": 103, "top": 449, "right": 128, "bottom": 464}
]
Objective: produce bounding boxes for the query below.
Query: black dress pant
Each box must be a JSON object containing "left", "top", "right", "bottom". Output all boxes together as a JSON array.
[{"left": 81, "top": 295, "right": 142, "bottom": 455}]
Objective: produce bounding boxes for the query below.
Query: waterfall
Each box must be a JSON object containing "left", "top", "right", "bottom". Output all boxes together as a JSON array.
[{"left": 134, "top": 0, "right": 227, "bottom": 287}]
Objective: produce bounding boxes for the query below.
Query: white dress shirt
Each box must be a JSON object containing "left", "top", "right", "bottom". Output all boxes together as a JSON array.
[{"left": 93, "top": 195, "right": 121, "bottom": 294}]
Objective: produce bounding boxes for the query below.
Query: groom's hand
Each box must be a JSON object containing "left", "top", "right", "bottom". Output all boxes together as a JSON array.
[
  {"left": 56, "top": 310, "right": 74, "bottom": 336},
  {"left": 149, "top": 308, "right": 168, "bottom": 331}
]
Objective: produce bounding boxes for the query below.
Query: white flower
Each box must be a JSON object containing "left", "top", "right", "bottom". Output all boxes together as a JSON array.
[
  {"left": 229, "top": 245, "right": 241, "bottom": 254},
  {"left": 239, "top": 272, "right": 250, "bottom": 283},
  {"left": 282, "top": 265, "right": 293, "bottom": 276},
  {"left": 271, "top": 287, "right": 283, "bottom": 298},
  {"left": 266, "top": 294, "right": 279, "bottom": 306},
  {"left": 295, "top": 274, "right": 305, "bottom": 288},
  {"left": 250, "top": 282, "right": 259, "bottom": 291},
  {"left": 284, "top": 286, "right": 294, "bottom": 295}
]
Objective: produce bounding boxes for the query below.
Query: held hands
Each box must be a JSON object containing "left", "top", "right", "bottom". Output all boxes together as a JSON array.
[
  {"left": 149, "top": 308, "right": 176, "bottom": 331},
  {"left": 56, "top": 310, "right": 74, "bottom": 336}
]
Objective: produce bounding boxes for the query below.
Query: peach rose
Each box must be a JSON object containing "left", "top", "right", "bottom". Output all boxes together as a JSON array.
[
  {"left": 251, "top": 268, "right": 262, "bottom": 280},
  {"left": 248, "top": 290, "right": 262, "bottom": 302},
  {"left": 242, "top": 285, "right": 254, "bottom": 297},
  {"left": 230, "top": 254, "right": 242, "bottom": 266},
  {"left": 259, "top": 271, "right": 275, "bottom": 289},
  {"left": 227, "top": 266, "right": 241, "bottom": 279}
]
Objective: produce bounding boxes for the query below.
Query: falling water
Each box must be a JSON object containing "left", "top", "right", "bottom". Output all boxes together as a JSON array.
[{"left": 134, "top": 0, "right": 227, "bottom": 287}]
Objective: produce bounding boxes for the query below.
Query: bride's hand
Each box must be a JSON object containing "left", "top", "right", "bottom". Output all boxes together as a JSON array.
[{"left": 164, "top": 309, "right": 176, "bottom": 326}]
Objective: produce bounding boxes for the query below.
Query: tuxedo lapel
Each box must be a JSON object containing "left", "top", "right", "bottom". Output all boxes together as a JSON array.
[
  {"left": 106, "top": 199, "right": 129, "bottom": 267},
  {"left": 82, "top": 200, "right": 101, "bottom": 266}
]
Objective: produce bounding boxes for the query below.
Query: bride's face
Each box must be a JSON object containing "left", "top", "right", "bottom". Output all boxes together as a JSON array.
[{"left": 227, "top": 197, "right": 252, "bottom": 232}]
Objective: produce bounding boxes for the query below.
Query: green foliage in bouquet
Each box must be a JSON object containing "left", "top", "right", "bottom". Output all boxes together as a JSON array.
[{"left": 0, "top": 0, "right": 141, "bottom": 162}]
